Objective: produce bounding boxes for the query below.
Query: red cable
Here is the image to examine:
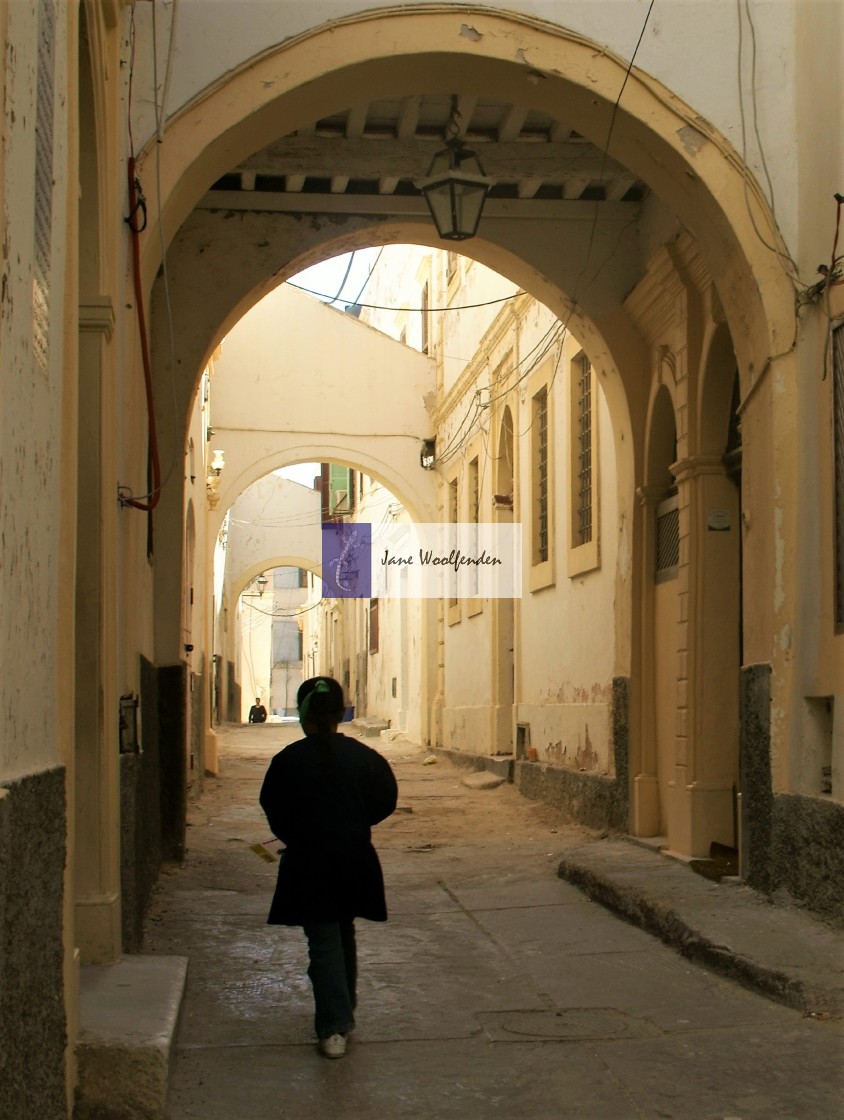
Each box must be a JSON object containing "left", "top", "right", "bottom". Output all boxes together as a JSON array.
[{"left": 123, "top": 156, "right": 162, "bottom": 511}]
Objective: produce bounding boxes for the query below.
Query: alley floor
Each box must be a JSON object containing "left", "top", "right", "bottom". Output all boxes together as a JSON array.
[{"left": 143, "top": 723, "right": 844, "bottom": 1120}]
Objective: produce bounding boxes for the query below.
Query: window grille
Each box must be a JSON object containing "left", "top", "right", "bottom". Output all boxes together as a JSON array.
[
  {"left": 448, "top": 478, "right": 459, "bottom": 605},
  {"left": 420, "top": 282, "right": 429, "bottom": 354},
  {"left": 577, "top": 356, "right": 593, "bottom": 545},
  {"left": 469, "top": 457, "right": 480, "bottom": 594},
  {"left": 656, "top": 495, "right": 680, "bottom": 580},
  {"left": 834, "top": 323, "right": 844, "bottom": 629},
  {"left": 369, "top": 599, "right": 379, "bottom": 653},
  {"left": 33, "top": 0, "right": 55, "bottom": 379},
  {"left": 535, "top": 388, "right": 549, "bottom": 563}
]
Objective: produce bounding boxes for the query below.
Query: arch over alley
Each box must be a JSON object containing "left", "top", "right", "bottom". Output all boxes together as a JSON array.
[{"left": 138, "top": 5, "right": 800, "bottom": 884}]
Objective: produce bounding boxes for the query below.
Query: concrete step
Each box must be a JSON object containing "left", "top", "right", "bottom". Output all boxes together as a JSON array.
[
  {"left": 75, "top": 955, "right": 188, "bottom": 1120},
  {"left": 432, "top": 745, "right": 515, "bottom": 781},
  {"left": 345, "top": 717, "right": 390, "bottom": 737}
]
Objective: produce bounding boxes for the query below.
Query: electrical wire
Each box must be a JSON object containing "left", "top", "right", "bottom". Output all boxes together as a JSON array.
[
  {"left": 127, "top": 6, "right": 137, "bottom": 158},
  {"left": 286, "top": 280, "right": 523, "bottom": 314},
  {"left": 159, "top": 0, "right": 179, "bottom": 143},
  {"left": 150, "top": 0, "right": 181, "bottom": 492},
  {"left": 568, "top": 0, "right": 655, "bottom": 312},
  {"left": 120, "top": 0, "right": 181, "bottom": 509},
  {"left": 820, "top": 194, "right": 844, "bottom": 380},
  {"left": 437, "top": 312, "right": 563, "bottom": 453},
  {"left": 326, "top": 250, "right": 356, "bottom": 305},
  {"left": 735, "top": 0, "right": 811, "bottom": 292},
  {"left": 743, "top": 0, "right": 777, "bottom": 224},
  {"left": 121, "top": 160, "right": 161, "bottom": 511},
  {"left": 347, "top": 245, "right": 385, "bottom": 308},
  {"left": 436, "top": 318, "right": 570, "bottom": 467},
  {"left": 438, "top": 63, "right": 607, "bottom": 485},
  {"left": 435, "top": 199, "right": 643, "bottom": 467},
  {"left": 431, "top": 0, "right": 655, "bottom": 474}
]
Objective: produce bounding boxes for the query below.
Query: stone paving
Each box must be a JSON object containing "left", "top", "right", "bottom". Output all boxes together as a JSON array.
[{"left": 143, "top": 723, "right": 844, "bottom": 1120}]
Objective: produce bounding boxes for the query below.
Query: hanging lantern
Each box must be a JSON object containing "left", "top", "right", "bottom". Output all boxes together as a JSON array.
[{"left": 417, "top": 137, "right": 494, "bottom": 242}]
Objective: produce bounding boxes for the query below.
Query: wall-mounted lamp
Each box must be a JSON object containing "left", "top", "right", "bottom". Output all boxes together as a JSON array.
[
  {"left": 420, "top": 438, "right": 436, "bottom": 470},
  {"left": 416, "top": 99, "right": 494, "bottom": 242},
  {"left": 256, "top": 573, "right": 268, "bottom": 597},
  {"left": 206, "top": 449, "right": 225, "bottom": 509}
]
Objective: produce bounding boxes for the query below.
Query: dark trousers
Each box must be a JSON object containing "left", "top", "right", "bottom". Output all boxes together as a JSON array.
[{"left": 302, "top": 919, "right": 357, "bottom": 1039}]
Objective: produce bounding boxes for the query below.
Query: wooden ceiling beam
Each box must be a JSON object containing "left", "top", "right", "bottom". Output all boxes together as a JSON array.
[
  {"left": 196, "top": 189, "right": 641, "bottom": 222},
  {"left": 236, "top": 136, "right": 632, "bottom": 185}
]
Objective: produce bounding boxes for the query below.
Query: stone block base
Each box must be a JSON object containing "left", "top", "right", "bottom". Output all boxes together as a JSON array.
[{"left": 75, "top": 955, "right": 188, "bottom": 1120}]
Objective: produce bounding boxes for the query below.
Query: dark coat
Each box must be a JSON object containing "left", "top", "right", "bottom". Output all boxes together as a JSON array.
[{"left": 259, "top": 732, "right": 398, "bottom": 926}]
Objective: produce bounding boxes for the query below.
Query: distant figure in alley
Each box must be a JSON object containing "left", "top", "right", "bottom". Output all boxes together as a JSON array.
[
  {"left": 259, "top": 676, "right": 398, "bottom": 1058},
  {"left": 248, "top": 697, "right": 268, "bottom": 723}
]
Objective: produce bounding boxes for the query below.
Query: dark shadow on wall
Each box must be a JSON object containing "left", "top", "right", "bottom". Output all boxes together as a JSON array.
[
  {"left": 226, "top": 660, "right": 240, "bottom": 723},
  {"left": 121, "top": 656, "right": 186, "bottom": 950},
  {"left": 741, "top": 663, "right": 844, "bottom": 927},
  {"left": 0, "top": 765, "right": 67, "bottom": 1116}
]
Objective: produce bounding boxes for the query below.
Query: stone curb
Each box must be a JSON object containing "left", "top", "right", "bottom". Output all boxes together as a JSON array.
[{"left": 557, "top": 848, "right": 844, "bottom": 1018}]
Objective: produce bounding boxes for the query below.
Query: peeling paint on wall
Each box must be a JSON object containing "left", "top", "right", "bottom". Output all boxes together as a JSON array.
[{"left": 677, "top": 123, "right": 707, "bottom": 156}]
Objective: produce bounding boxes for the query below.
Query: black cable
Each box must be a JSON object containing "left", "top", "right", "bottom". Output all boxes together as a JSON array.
[
  {"left": 325, "top": 250, "right": 356, "bottom": 305},
  {"left": 570, "top": 0, "right": 656, "bottom": 310},
  {"left": 286, "top": 280, "right": 522, "bottom": 314}
]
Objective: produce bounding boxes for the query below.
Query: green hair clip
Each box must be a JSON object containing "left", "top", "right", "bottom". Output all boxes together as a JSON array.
[{"left": 299, "top": 679, "right": 332, "bottom": 724}]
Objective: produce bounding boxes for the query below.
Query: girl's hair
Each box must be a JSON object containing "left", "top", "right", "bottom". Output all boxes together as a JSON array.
[{"left": 297, "top": 676, "right": 345, "bottom": 731}]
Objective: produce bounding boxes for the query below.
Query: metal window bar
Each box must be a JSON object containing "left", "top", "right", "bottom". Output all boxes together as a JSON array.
[
  {"left": 470, "top": 457, "right": 480, "bottom": 594},
  {"left": 536, "top": 388, "right": 549, "bottom": 563},
  {"left": 33, "top": 0, "right": 55, "bottom": 379},
  {"left": 421, "top": 282, "right": 429, "bottom": 354},
  {"left": 656, "top": 496, "right": 680, "bottom": 580},
  {"left": 369, "top": 598, "right": 379, "bottom": 653},
  {"left": 448, "top": 478, "right": 459, "bottom": 604},
  {"left": 834, "top": 324, "right": 844, "bottom": 629},
  {"left": 577, "top": 356, "right": 593, "bottom": 545}
]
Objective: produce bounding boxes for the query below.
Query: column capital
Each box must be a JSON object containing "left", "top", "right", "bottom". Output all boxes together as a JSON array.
[
  {"left": 671, "top": 455, "right": 726, "bottom": 484},
  {"left": 79, "top": 296, "right": 115, "bottom": 340},
  {"left": 635, "top": 484, "right": 668, "bottom": 506}
]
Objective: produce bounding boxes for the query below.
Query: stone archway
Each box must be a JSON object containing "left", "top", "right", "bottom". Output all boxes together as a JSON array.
[
  {"left": 134, "top": 5, "right": 798, "bottom": 856},
  {"left": 140, "top": 6, "right": 794, "bottom": 385},
  {"left": 637, "top": 383, "right": 679, "bottom": 841},
  {"left": 140, "top": 7, "right": 798, "bottom": 688}
]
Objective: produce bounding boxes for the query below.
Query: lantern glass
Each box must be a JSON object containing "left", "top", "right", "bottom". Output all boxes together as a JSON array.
[{"left": 417, "top": 141, "right": 493, "bottom": 242}]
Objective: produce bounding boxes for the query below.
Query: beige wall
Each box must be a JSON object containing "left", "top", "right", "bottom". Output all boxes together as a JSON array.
[
  {"left": 205, "top": 283, "right": 438, "bottom": 527},
  {"left": 0, "top": 0, "right": 72, "bottom": 779},
  {"left": 3, "top": 4, "right": 843, "bottom": 1110}
]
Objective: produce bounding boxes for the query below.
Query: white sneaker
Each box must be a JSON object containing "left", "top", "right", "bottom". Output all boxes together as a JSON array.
[{"left": 318, "top": 1033, "right": 347, "bottom": 1059}]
